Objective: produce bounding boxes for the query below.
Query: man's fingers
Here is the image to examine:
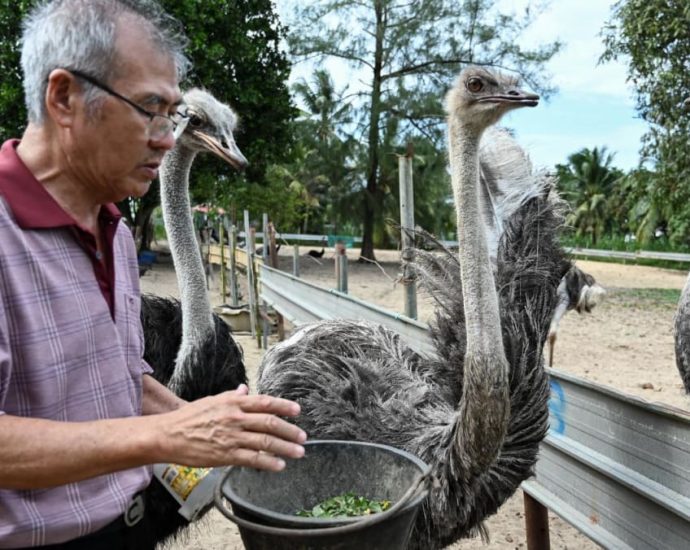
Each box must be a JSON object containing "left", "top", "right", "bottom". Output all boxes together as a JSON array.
[
  {"left": 231, "top": 393, "right": 302, "bottom": 417},
  {"left": 229, "top": 448, "right": 292, "bottom": 472}
]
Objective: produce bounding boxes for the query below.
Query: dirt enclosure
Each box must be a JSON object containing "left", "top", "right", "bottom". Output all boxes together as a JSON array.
[{"left": 140, "top": 246, "right": 690, "bottom": 549}]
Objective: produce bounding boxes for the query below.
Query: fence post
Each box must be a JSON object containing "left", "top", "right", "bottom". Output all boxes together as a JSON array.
[
  {"left": 268, "top": 222, "right": 285, "bottom": 341},
  {"left": 399, "top": 145, "right": 417, "bottom": 320},
  {"left": 244, "top": 210, "right": 258, "bottom": 340},
  {"left": 262, "top": 212, "right": 269, "bottom": 259},
  {"left": 524, "top": 492, "right": 550, "bottom": 550},
  {"left": 219, "top": 217, "right": 226, "bottom": 302},
  {"left": 336, "top": 242, "right": 348, "bottom": 293},
  {"left": 293, "top": 244, "right": 300, "bottom": 277},
  {"left": 228, "top": 224, "right": 239, "bottom": 306}
]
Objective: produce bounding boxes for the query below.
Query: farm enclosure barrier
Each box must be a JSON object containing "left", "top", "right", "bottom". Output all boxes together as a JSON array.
[{"left": 257, "top": 263, "right": 690, "bottom": 549}]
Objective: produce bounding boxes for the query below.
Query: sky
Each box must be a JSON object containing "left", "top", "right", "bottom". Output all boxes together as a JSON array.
[{"left": 274, "top": 1, "right": 647, "bottom": 172}]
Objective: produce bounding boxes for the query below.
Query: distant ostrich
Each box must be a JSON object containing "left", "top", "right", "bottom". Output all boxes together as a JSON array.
[
  {"left": 674, "top": 273, "right": 690, "bottom": 393},
  {"left": 673, "top": 98, "right": 690, "bottom": 394},
  {"left": 258, "top": 66, "right": 569, "bottom": 548},
  {"left": 140, "top": 89, "right": 249, "bottom": 548},
  {"left": 307, "top": 238, "right": 327, "bottom": 258},
  {"left": 547, "top": 265, "right": 606, "bottom": 366}
]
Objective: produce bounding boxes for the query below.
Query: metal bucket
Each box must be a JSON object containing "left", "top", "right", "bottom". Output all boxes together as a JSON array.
[{"left": 214, "top": 440, "right": 430, "bottom": 550}]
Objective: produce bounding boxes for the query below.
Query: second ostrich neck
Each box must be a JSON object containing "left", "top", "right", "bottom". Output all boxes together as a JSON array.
[
  {"left": 449, "top": 121, "right": 504, "bottom": 357},
  {"left": 160, "top": 146, "right": 215, "bottom": 349}
]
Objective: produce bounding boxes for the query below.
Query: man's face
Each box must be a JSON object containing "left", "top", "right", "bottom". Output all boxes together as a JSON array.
[{"left": 66, "top": 18, "right": 182, "bottom": 203}]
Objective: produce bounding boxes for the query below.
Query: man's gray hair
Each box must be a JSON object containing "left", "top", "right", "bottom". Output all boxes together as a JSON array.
[{"left": 21, "top": 0, "right": 190, "bottom": 124}]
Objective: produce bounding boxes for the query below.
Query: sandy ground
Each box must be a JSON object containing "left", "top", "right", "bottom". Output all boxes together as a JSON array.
[{"left": 140, "top": 246, "right": 690, "bottom": 550}]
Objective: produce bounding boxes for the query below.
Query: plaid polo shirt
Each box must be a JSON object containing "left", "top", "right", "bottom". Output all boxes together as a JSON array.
[{"left": 0, "top": 140, "right": 153, "bottom": 547}]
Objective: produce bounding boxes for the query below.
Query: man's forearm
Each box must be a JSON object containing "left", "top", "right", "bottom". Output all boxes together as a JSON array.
[
  {"left": 0, "top": 414, "right": 161, "bottom": 489},
  {"left": 142, "top": 374, "right": 187, "bottom": 415}
]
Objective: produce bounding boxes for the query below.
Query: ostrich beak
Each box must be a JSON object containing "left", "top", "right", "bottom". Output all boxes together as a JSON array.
[
  {"left": 478, "top": 88, "right": 540, "bottom": 108},
  {"left": 191, "top": 129, "right": 249, "bottom": 171}
]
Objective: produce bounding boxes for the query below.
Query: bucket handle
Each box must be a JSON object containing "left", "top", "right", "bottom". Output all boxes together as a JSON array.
[{"left": 213, "top": 464, "right": 431, "bottom": 538}]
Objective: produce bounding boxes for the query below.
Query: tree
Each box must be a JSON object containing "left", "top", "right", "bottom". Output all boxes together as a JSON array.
[
  {"left": 283, "top": 0, "right": 561, "bottom": 260},
  {"left": 556, "top": 147, "right": 623, "bottom": 245},
  {"left": 0, "top": 1, "right": 296, "bottom": 251},
  {"left": 283, "top": 69, "right": 363, "bottom": 234},
  {"left": 601, "top": 0, "right": 690, "bottom": 246}
]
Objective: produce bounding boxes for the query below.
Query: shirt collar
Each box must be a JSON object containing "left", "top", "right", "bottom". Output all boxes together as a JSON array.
[{"left": 0, "top": 139, "right": 121, "bottom": 230}]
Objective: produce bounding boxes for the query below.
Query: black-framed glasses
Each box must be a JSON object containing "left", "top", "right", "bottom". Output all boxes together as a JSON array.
[{"left": 69, "top": 69, "right": 182, "bottom": 140}]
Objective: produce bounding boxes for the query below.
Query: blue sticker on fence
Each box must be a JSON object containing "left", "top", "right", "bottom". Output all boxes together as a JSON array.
[{"left": 548, "top": 380, "right": 566, "bottom": 435}]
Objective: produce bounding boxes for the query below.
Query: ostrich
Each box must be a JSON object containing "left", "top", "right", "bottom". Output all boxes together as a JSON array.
[
  {"left": 673, "top": 97, "right": 690, "bottom": 394},
  {"left": 141, "top": 89, "right": 248, "bottom": 401},
  {"left": 547, "top": 265, "right": 606, "bottom": 366},
  {"left": 139, "top": 88, "right": 249, "bottom": 548},
  {"left": 307, "top": 237, "right": 327, "bottom": 258},
  {"left": 257, "top": 66, "right": 570, "bottom": 548},
  {"left": 674, "top": 273, "right": 690, "bottom": 393}
]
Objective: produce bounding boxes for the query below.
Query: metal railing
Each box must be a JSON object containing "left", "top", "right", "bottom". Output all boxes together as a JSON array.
[{"left": 257, "top": 263, "right": 690, "bottom": 548}]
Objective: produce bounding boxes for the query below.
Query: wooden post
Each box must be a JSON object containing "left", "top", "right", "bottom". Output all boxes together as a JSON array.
[
  {"left": 261, "top": 212, "right": 269, "bottom": 260},
  {"left": 336, "top": 242, "right": 348, "bottom": 293},
  {"left": 268, "top": 222, "right": 285, "bottom": 340},
  {"left": 219, "top": 217, "right": 226, "bottom": 302},
  {"left": 524, "top": 492, "right": 550, "bottom": 550},
  {"left": 229, "top": 224, "right": 239, "bottom": 306},
  {"left": 293, "top": 244, "right": 300, "bottom": 277},
  {"left": 399, "top": 145, "right": 417, "bottom": 319},
  {"left": 244, "top": 210, "right": 258, "bottom": 340}
]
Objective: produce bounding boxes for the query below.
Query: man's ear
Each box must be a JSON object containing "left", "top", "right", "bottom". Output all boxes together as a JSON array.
[{"left": 45, "top": 69, "right": 80, "bottom": 127}]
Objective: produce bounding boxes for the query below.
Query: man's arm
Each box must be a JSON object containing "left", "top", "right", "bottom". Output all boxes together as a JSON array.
[
  {"left": 0, "top": 388, "right": 306, "bottom": 490},
  {"left": 142, "top": 373, "right": 186, "bottom": 414}
]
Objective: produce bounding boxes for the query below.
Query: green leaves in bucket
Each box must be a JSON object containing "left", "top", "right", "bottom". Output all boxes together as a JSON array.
[{"left": 297, "top": 492, "right": 392, "bottom": 518}]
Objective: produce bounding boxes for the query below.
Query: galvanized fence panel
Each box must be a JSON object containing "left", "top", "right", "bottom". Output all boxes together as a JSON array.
[
  {"left": 525, "top": 369, "right": 690, "bottom": 549},
  {"left": 259, "top": 264, "right": 436, "bottom": 357},
  {"left": 258, "top": 264, "right": 690, "bottom": 548}
]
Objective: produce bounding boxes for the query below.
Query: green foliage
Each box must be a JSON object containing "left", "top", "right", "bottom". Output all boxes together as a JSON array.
[
  {"left": 0, "top": 1, "right": 33, "bottom": 140},
  {"left": 296, "top": 492, "right": 392, "bottom": 518},
  {"left": 268, "top": 70, "right": 364, "bottom": 234},
  {"left": 556, "top": 147, "right": 624, "bottom": 245},
  {"left": 0, "top": 1, "right": 296, "bottom": 248},
  {"left": 601, "top": 0, "right": 690, "bottom": 247},
  {"left": 161, "top": 0, "right": 295, "bottom": 187},
  {"left": 283, "top": 0, "right": 561, "bottom": 259}
]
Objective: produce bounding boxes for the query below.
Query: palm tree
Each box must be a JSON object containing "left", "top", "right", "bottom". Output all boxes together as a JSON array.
[{"left": 557, "top": 146, "right": 623, "bottom": 245}]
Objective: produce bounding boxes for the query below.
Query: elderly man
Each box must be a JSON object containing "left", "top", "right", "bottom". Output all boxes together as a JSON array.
[{"left": 0, "top": 1, "right": 306, "bottom": 548}]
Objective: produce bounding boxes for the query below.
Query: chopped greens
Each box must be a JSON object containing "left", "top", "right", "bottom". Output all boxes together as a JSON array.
[{"left": 297, "top": 492, "right": 392, "bottom": 518}]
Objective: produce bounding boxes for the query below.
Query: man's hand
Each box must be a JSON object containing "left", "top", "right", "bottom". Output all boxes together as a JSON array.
[{"left": 155, "top": 384, "right": 307, "bottom": 471}]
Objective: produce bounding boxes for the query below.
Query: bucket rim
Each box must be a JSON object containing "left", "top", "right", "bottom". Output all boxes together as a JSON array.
[{"left": 220, "top": 439, "right": 429, "bottom": 527}]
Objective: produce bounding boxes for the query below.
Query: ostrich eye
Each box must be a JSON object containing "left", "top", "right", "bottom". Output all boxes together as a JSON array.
[
  {"left": 189, "top": 114, "right": 203, "bottom": 127},
  {"left": 467, "top": 77, "right": 483, "bottom": 93}
]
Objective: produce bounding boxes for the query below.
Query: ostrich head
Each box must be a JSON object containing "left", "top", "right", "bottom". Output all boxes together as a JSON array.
[
  {"left": 174, "top": 88, "right": 248, "bottom": 170},
  {"left": 445, "top": 66, "right": 539, "bottom": 131}
]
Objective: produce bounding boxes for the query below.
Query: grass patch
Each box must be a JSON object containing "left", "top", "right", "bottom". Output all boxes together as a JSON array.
[{"left": 608, "top": 287, "right": 681, "bottom": 308}]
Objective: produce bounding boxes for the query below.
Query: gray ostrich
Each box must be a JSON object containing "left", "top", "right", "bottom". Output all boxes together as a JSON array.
[
  {"left": 140, "top": 88, "right": 249, "bottom": 548},
  {"left": 673, "top": 97, "right": 690, "bottom": 394},
  {"left": 674, "top": 273, "right": 690, "bottom": 393},
  {"left": 547, "top": 265, "right": 605, "bottom": 366},
  {"left": 141, "top": 88, "right": 248, "bottom": 402},
  {"left": 257, "top": 66, "right": 569, "bottom": 548}
]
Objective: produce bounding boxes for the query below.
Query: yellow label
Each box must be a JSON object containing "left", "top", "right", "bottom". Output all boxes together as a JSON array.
[{"left": 160, "top": 465, "right": 211, "bottom": 500}]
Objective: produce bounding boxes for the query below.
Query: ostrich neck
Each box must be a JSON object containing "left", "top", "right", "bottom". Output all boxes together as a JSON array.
[
  {"left": 448, "top": 116, "right": 509, "bottom": 474},
  {"left": 449, "top": 120, "right": 504, "bottom": 354},
  {"left": 159, "top": 146, "right": 215, "bottom": 352}
]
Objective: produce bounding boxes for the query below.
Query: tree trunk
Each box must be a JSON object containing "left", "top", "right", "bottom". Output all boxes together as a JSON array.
[{"left": 358, "top": 1, "right": 386, "bottom": 263}]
